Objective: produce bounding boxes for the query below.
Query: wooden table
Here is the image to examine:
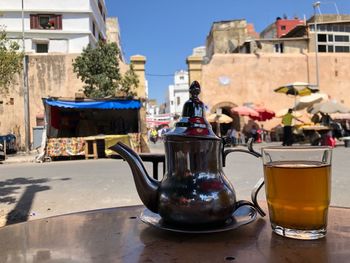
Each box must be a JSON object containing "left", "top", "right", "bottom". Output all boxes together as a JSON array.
[
  {"left": 0, "top": 204, "right": 349, "bottom": 262},
  {"left": 84, "top": 135, "right": 106, "bottom": 159},
  {"left": 84, "top": 134, "right": 139, "bottom": 160}
]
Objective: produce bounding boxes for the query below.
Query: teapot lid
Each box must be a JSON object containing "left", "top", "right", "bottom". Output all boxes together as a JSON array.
[{"left": 164, "top": 81, "right": 219, "bottom": 140}]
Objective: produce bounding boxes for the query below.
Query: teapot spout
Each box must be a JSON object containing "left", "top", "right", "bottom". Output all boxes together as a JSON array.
[{"left": 109, "top": 142, "right": 160, "bottom": 213}]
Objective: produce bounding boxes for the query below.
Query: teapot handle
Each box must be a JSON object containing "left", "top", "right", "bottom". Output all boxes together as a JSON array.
[
  {"left": 250, "top": 177, "right": 265, "bottom": 216},
  {"left": 234, "top": 198, "right": 266, "bottom": 217},
  {"left": 222, "top": 138, "right": 266, "bottom": 217},
  {"left": 222, "top": 138, "right": 261, "bottom": 166}
]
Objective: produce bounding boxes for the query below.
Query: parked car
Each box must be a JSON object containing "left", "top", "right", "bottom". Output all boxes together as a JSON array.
[
  {"left": 0, "top": 134, "right": 17, "bottom": 154},
  {"left": 0, "top": 142, "right": 5, "bottom": 161}
]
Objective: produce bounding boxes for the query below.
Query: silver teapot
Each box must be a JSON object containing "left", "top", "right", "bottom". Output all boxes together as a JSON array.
[{"left": 111, "top": 81, "right": 264, "bottom": 227}]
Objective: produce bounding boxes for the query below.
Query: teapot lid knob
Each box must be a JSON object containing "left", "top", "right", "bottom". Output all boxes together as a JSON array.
[
  {"left": 165, "top": 81, "right": 218, "bottom": 139},
  {"left": 182, "top": 81, "right": 204, "bottom": 119},
  {"left": 189, "top": 80, "right": 201, "bottom": 100}
]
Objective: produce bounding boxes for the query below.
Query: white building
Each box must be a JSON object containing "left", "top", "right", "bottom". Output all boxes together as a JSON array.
[
  {"left": 146, "top": 99, "right": 172, "bottom": 128},
  {"left": 0, "top": 0, "right": 107, "bottom": 53},
  {"left": 167, "top": 70, "right": 189, "bottom": 116}
]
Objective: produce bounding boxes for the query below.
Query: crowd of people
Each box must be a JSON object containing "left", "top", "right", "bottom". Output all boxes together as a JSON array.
[
  {"left": 280, "top": 109, "right": 350, "bottom": 147},
  {"left": 225, "top": 125, "right": 271, "bottom": 146},
  {"left": 147, "top": 110, "right": 350, "bottom": 148}
]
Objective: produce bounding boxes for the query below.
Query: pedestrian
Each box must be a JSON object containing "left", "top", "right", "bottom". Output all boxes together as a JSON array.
[
  {"left": 259, "top": 124, "right": 267, "bottom": 142},
  {"left": 238, "top": 131, "right": 246, "bottom": 145},
  {"left": 311, "top": 113, "right": 321, "bottom": 124},
  {"left": 225, "top": 128, "right": 232, "bottom": 145},
  {"left": 229, "top": 128, "right": 237, "bottom": 146},
  {"left": 250, "top": 125, "right": 258, "bottom": 142},
  {"left": 150, "top": 128, "right": 158, "bottom": 144},
  {"left": 282, "top": 109, "right": 304, "bottom": 146},
  {"left": 320, "top": 113, "right": 333, "bottom": 127}
]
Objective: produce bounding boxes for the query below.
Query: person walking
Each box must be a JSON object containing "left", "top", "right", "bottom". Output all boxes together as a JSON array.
[
  {"left": 229, "top": 128, "right": 237, "bottom": 146},
  {"left": 282, "top": 109, "right": 304, "bottom": 146},
  {"left": 150, "top": 128, "right": 158, "bottom": 144}
]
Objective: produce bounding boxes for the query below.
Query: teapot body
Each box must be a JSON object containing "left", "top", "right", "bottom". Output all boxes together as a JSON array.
[{"left": 159, "top": 136, "right": 237, "bottom": 226}]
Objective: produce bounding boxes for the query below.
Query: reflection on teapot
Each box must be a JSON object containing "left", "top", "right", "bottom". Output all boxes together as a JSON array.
[{"left": 111, "top": 81, "right": 265, "bottom": 227}]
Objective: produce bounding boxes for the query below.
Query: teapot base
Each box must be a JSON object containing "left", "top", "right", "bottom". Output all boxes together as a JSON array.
[
  {"left": 140, "top": 206, "right": 257, "bottom": 234},
  {"left": 162, "top": 217, "right": 231, "bottom": 230}
]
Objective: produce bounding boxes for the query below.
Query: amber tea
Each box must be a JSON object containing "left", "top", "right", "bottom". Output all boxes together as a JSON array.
[
  {"left": 261, "top": 146, "right": 332, "bottom": 240},
  {"left": 264, "top": 161, "right": 331, "bottom": 231}
]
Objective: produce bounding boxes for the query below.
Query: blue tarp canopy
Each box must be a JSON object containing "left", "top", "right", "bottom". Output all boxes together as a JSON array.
[{"left": 44, "top": 98, "right": 141, "bottom": 110}]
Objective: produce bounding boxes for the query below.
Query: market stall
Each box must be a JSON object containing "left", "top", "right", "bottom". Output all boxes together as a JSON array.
[{"left": 43, "top": 97, "right": 144, "bottom": 158}]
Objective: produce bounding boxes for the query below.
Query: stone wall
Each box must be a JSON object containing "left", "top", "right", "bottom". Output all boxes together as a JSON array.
[
  {"left": 188, "top": 53, "right": 350, "bottom": 130},
  {"left": 0, "top": 54, "right": 83, "bottom": 148}
]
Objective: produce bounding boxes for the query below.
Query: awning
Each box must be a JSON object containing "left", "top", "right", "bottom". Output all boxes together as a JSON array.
[{"left": 44, "top": 98, "right": 141, "bottom": 109}]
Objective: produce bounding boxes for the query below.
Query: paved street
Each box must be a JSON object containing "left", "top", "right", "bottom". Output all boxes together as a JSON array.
[{"left": 0, "top": 141, "right": 349, "bottom": 227}]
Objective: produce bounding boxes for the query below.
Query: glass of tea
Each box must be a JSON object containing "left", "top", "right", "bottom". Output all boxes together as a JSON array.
[{"left": 261, "top": 146, "right": 332, "bottom": 240}]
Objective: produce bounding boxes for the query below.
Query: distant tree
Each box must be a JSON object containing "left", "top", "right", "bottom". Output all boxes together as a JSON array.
[
  {"left": 0, "top": 28, "right": 23, "bottom": 93},
  {"left": 73, "top": 41, "right": 139, "bottom": 98},
  {"left": 119, "top": 64, "right": 138, "bottom": 97}
]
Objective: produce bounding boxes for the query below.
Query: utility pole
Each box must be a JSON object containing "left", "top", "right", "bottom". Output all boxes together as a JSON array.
[
  {"left": 313, "top": 1, "right": 321, "bottom": 88},
  {"left": 22, "top": 0, "right": 30, "bottom": 152}
]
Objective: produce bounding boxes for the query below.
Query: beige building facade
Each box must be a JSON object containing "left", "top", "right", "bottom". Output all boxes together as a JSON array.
[
  {"left": 188, "top": 52, "right": 350, "bottom": 131},
  {"left": 0, "top": 53, "right": 147, "bottom": 150}
]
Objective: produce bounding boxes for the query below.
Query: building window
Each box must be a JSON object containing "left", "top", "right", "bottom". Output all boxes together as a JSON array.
[
  {"left": 280, "top": 43, "right": 284, "bottom": 53},
  {"left": 334, "top": 35, "right": 349, "bottom": 42},
  {"left": 319, "top": 25, "right": 326, "bottom": 32},
  {"left": 274, "top": 43, "right": 284, "bottom": 53},
  {"left": 281, "top": 25, "right": 286, "bottom": 30},
  {"left": 177, "top": 97, "right": 180, "bottom": 106},
  {"left": 36, "top": 43, "right": 48, "bottom": 53},
  {"left": 311, "top": 24, "right": 350, "bottom": 33},
  {"left": 335, "top": 46, "right": 350, "bottom": 53},
  {"left": 318, "top": 34, "right": 327, "bottom": 42},
  {"left": 315, "top": 32, "right": 350, "bottom": 53},
  {"left": 92, "top": 22, "right": 96, "bottom": 37},
  {"left": 318, "top": 45, "right": 327, "bottom": 52},
  {"left": 30, "top": 14, "right": 62, "bottom": 30},
  {"left": 98, "top": 1, "right": 103, "bottom": 15},
  {"left": 39, "top": 16, "right": 50, "bottom": 28}
]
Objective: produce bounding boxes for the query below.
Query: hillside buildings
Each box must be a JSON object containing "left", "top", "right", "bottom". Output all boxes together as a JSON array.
[{"left": 186, "top": 13, "right": 350, "bottom": 133}]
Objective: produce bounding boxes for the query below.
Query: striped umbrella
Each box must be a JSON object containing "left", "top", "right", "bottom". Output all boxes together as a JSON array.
[{"left": 274, "top": 82, "right": 319, "bottom": 96}]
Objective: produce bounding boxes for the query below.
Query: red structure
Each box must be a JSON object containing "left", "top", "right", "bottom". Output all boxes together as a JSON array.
[{"left": 275, "top": 18, "right": 304, "bottom": 38}]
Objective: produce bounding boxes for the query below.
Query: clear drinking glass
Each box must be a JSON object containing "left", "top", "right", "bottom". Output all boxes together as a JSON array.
[{"left": 261, "top": 146, "right": 332, "bottom": 240}]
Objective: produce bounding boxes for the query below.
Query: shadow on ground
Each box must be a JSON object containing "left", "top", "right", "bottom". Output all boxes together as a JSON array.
[{"left": 0, "top": 177, "right": 71, "bottom": 225}]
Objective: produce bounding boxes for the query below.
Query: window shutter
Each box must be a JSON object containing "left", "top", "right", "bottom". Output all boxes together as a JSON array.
[
  {"left": 56, "top": 15, "right": 62, "bottom": 30},
  {"left": 30, "top": 14, "right": 38, "bottom": 29}
]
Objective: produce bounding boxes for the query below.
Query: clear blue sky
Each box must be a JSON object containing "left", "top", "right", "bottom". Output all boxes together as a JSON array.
[{"left": 106, "top": 0, "right": 350, "bottom": 104}]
